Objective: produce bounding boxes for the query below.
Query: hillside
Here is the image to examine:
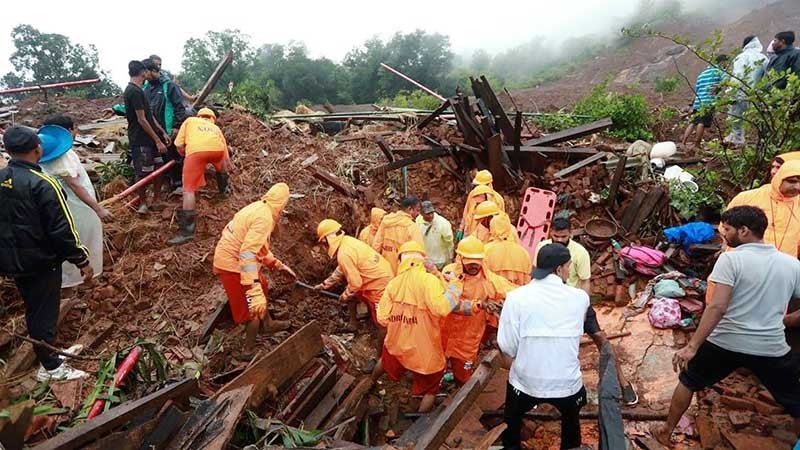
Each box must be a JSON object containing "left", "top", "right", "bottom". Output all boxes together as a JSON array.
[{"left": 503, "top": 0, "right": 800, "bottom": 111}]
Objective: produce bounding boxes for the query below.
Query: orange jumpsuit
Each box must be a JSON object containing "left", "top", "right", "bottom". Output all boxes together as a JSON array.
[
  {"left": 213, "top": 183, "right": 289, "bottom": 323},
  {"left": 358, "top": 207, "right": 386, "bottom": 246},
  {"left": 474, "top": 212, "right": 519, "bottom": 244},
  {"left": 322, "top": 235, "right": 393, "bottom": 322},
  {"left": 441, "top": 265, "right": 515, "bottom": 383},
  {"left": 377, "top": 257, "right": 453, "bottom": 394},
  {"left": 372, "top": 210, "right": 424, "bottom": 274},
  {"left": 462, "top": 186, "right": 506, "bottom": 235},
  {"left": 485, "top": 214, "right": 532, "bottom": 286}
]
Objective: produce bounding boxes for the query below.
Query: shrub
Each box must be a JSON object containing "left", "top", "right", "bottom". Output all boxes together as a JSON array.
[
  {"left": 653, "top": 76, "right": 680, "bottom": 93},
  {"left": 378, "top": 90, "right": 442, "bottom": 110},
  {"left": 573, "top": 79, "right": 653, "bottom": 141}
]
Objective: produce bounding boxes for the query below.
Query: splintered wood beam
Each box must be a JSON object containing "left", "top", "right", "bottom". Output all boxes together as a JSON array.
[
  {"left": 472, "top": 76, "right": 516, "bottom": 144},
  {"left": 416, "top": 99, "right": 451, "bottom": 130},
  {"left": 513, "top": 111, "right": 523, "bottom": 172},
  {"left": 502, "top": 146, "right": 598, "bottom": 155},
  {"left": 305, "top": 166, "right": 359, "bottom": 198},
  {"left": 165, "top": 385, "right": 253, "bottom": 450},
  {"left": 322, "top": 377, "right": 374, "bottom": 431},
  {"left": 370, "top": 148, "right": 450, "bottom": 175},
  {"left": 32, "top": 379, "right": 198, "bottom": 450},
  {"left": 304, "top": 372, "right": 356, "bottom": 430},
  {"left": 553, "top": 152, "right": 608, "bottom": 178},
  {"left": 191, "top": 51, "right": 233, "bottom": 109},
  {"left": 524, "top": 117, "right": 613, "bottom": 146},
  {"left": 413, "top": 350, "right": 500, "bottom": 450},
  {"left": 217, "top": 321, "right": 323, "bottom": 409},
  {"left": 486, "top": 134, "right": 508, "bottom": 191},
  {"left": 198, "top": 300, "right": 231, "bottom": 344},
  {"left": 375, "top": 136, "right": 395, "bottom": 162},
  {"left": 607, "top": 155, "right": 628, "bottom": 209}
]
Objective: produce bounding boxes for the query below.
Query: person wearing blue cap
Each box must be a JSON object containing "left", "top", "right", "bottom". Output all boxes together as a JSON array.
[
  {"left": 0, "top": 126, "right": 93, "bottom": 381},
  {"left": 39, "top": 115, "right": 109, "bottom": 294}
]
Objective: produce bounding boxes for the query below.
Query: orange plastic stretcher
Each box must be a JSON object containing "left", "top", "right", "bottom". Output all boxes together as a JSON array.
[{"left": 515, "top": 187, "right": 557, "bottom": 261}]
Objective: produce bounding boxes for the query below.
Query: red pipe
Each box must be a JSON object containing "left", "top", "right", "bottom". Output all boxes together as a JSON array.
[
  {"left": 88, "top": 346, "right": 142, "bottom": 419},
  {"left": 0, "top": 78, "right": 101, "bottom": 95},
  {"left": 103, "top": 160, "right": 176, "bottom": 206},
  {"left": 379, "top": 63, "right": 445, "bottom": 102}
]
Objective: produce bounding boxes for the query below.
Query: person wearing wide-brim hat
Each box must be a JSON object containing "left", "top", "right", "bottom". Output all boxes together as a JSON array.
[
  {"left": 0, "top": 125, "right": 93, "bottom": 382},
  {"left": 38, "top": 115, "right": 109, "bottom": 293}
]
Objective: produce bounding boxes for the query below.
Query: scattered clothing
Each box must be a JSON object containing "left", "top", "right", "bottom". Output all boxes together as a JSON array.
[
  {"left": 416, "top": 212, "right": 454, "bottom": 269},
  {"left": 663, "top": 222, "right": 716, "bottom": 253},
  {"left": 648, "top": 297, "right": 683, "bottom": 329},
  {"left": 653, "top": 279, "right": 686, "bottom": 298},
  {"left": 39, "top": 149, "right": 103, "bottom": 287}
]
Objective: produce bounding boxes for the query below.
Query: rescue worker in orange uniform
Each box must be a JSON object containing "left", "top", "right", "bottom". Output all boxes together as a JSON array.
[
  {"left": 442, "top": 236, "right": 516, "bottom": 383},
  {"left": 457, "top": 170, "right": 506, "bottom": 241},
  {"left": 316, "top": 219, "right": 394, "bottom": 360},
  {"left": 213, "top": 183, "right": 297, "bottom": 353},
  {"left": 358, "top": 207, "right": 386, "bottom": 246},
  {"left": 372, "top": 197, "right": 424, "bottom": 274},
  {"left": 372, "top": 241, "right": 454, "bottom": 412},
  {"left": 485, "top": 214, "right": 531, "bottom": 286},
  {"left": 473, "top": 200, "right": 520, "bottom": 245},
  {"left": 169, "top": 107, "right": 232, "bottom": 245}
]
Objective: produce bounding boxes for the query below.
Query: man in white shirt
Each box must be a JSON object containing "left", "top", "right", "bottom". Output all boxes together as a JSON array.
[
  {"left": 415, "top": 200, "right": 454, "bottom": 270},
  {"left": 498, "top": 243, "right": 590, "bottom": 450}
]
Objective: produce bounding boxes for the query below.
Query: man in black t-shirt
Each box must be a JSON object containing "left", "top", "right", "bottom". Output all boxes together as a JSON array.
[{"left": 124, "top": 60, "right": 170, "bottom": 214}]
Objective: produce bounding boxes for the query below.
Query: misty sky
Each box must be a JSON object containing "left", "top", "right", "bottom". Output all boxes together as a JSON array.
[{"left": 1, "top": 0, "right": 651, "bottom": 87}]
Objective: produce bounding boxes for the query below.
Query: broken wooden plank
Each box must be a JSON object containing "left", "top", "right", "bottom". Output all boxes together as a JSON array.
[
  {"left": 503, "top": 146, "right": 598, "bottom": 155},
  {"left": 620, "top": 189, "right": 647, "bottom": 232},
  {"left": 165, "top": 385, "right": 252, "bottom": 450},
  {"left": 486, "top": 134, "right": 509, "bottom": 191},
  {"left": 553, "top": 152, "right": 608, "bottom": 178},
  {"left": 474, "top": 423, "right": 507, "bottom": 450},
  {"left": 472, "top": 76, "right": 516, "bottom": 144},
  {"left": 0, "top": 400, "right": 34, "bottom": 450},
  {"left": 217, "top": 321, "right": 323, "bottom": 409},
  {"left": 333, "top": 394, "right": 370, "bottom": 442},
  {"left": 322, "top": 377, "right": 374, "bottom": 431},
  {"left": 513, "top": 112, "right": 523, "bottom": 172},
  {"left": 198, "top": 300, "right": 231, "bottom": 344},
  {"left": 304, "top": 372, "right": 356, "bottom": 430},
  {"left": 375, "top": 136, "right": 395, "bottom": 162},
  {"left": 416, "top": 100, "right": 451, "bottom": 130},
  {"left": 280, "top": 363, "right": 327, "bottom": 421},
  {"left": 370, "top": 148, "right": 449, "bottom": 175},
  {"left": 192, "top": 51, "right": 233, "bottom": 109},
  {"left": 32, "top": 379, "right": 198, "bottom": 450},
  {"left": 525, "top": 117, "right": 613, "bottom": 146},
  {"left": 305, "top": 166, "right": 359, "bottom": 198},
  {"left": 137, "top": 405, "right": 189, "bottom": 450},
  {"left": 335, "top": 131, "right": 395, "bottom": 143},
  {"left": 628, "top": 187, "right": 665, "bottom": 235},
  {"left": 607, "top": 155, "right": 628, "bottom": 209},
  {"left": 413, "top": 350, "right": 500, "bottom": 450},
  {"left": 396, "top": 406, "right": 443, "bottom": 447},
  {"left": 287, "top": 365, "right": 339, "bottom": 426},
  {"left": 451, "top": 97, "right": 486, "bottom": 147}
]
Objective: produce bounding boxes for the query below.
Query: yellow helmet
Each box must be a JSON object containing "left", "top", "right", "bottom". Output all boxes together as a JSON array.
[
  {"left": 399, "top": 241, "right": 426, "bottom": 256},
  {"left": 317, "top": 219, "right": 342, "bottom": 242},
  {"left": 456, "top": 236, "right": 485, "bottom": 259},
  {"left": 472, "top": 170, "right": 493, "bottom": 186},
  {"left": 197, "top": 107, "right": 217, "bottom": 121},
  {"left": 474, "top": 200, "right": 500, "bottom": 220}
]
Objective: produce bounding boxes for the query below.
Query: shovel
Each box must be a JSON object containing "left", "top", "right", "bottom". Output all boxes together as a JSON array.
[{"left": 293, "top": 281, "right": 341, "bottom": 300}]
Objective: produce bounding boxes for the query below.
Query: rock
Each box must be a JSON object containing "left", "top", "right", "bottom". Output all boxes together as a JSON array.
[
  {"left": 695, "top": 414, "right": 721, "bottom": 449},
  {"left": 728, "top": 410, "right": 752, "bottom": 430},
  {"left": 720, "top": 395, "right": 755, "bottom": 411}
]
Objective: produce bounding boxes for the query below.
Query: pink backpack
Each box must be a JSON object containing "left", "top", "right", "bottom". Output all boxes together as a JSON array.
[{"left": 619, "top": 245, "right": 666, "bottom": 276}]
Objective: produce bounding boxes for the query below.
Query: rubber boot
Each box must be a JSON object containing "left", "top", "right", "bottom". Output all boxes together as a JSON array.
[
  {"left": 216, "top": 172, "right": 230, "bottom": 197},
  {"left": 167, "top": 209, "right": 196, "bottom": 246}
]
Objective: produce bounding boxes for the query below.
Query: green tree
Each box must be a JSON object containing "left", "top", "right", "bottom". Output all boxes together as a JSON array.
[
  {"left": 343, "top": 37, "right": 387, "bottom": 103},
  {"left": 179, "top": 29, "right": 255, "bottom": 93},
  {"left": 1, "top": 24, "right": 119, "bottom": 98}
]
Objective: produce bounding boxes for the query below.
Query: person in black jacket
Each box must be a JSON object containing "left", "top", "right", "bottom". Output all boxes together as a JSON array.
[
  {"left": 143, "top": 58, "right": 186, "bottom": 192},
  {"left": 766, "top": 31, "right": 800, "bottom": 90},
  {"left": 0, "top": 126, "right": 93, "bottom": 381}
]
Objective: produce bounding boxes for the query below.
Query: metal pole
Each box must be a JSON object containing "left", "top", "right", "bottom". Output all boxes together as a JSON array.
[
  {"left": 0, "top": 78, "right": 101, "bottom": 95},
  {"left": 379, "top": 63, "right": 446, "bottom": 102}
]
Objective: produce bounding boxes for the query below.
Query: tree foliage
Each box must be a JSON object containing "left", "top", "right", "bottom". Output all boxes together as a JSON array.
[
  {"left": 1, "top": 24, "right": 119, "bottom": 98},
  {"left": 179, "top": 29, "right": 255, "bottom": 92}
]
